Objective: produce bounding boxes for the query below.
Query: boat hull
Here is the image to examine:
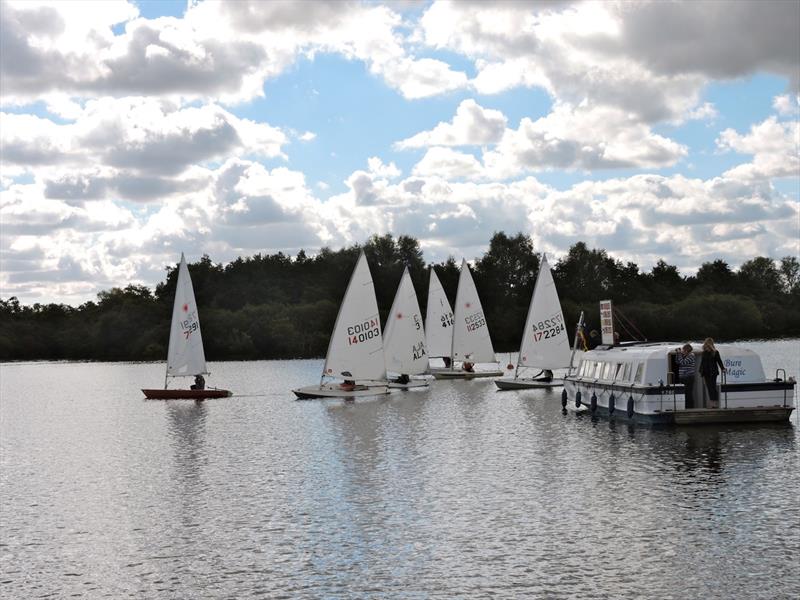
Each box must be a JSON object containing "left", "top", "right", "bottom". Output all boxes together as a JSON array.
[
  {"left": 430, "top": 368, "right": 503, "bottom": 380},
  {"left": 142, "top": 388, "right": 232, "bottom": 400},
  {"left": 563, "top": 378, "right": 796, "bottom": 425},
  {"left": 495, "top": 378, "right": 564, "bottom": 390},
  {"left": 388, "top": 380, "right": 430, "bottom": 390},
  {"left": 293, "top": 384, "right": 390, "bottom": 399}
]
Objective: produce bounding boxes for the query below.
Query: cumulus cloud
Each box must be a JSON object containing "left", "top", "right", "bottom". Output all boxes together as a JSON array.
[
  {"left": 717, "top": 117, "right": 800, "bottom": 180},
  {"left": 395, "top": 99, "right": 507, "bottom": 149}
]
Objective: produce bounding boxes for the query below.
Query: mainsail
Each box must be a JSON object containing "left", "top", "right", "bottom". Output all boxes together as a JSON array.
[
  {"left": 425, "top": 267, "right": 454, "bottom": 360},
  {"left": 451, "top": 259, "right": 496, "bottom": 364},
  {"left": 517, "top": 254, "right": 571, "bottom": 371},
  {"left": 322, "top": 251, "right": 386, "bottom": 382},
  {"left": 166, "top": 253, "right": 207, "bottom": 378},
  {"left": 384, "top": 267, "right": 427, "bottom": 375}
]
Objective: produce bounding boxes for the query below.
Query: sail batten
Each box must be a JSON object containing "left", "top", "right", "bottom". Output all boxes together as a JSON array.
[
  {"left": 322, "top": 251, "right": 386, "bottom": 382},
  {"left": 166, "top": 253, "right": 207, "bottom": 377},
  {"left": 384, "top": 267, "right": 427, "bottom": 375},
  {"left": 517, "top": 254, "right": 571, "bottom": 371},
  {"left": 451, "top": 259, "right": 496, "bottom": 364}
]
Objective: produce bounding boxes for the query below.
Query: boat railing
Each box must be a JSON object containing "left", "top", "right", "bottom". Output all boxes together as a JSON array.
[
  {"left": 721, "top": 371, "right": 728, "bottom": 409},
  {"left": 776, "top": 369, "right": 788, "bottom": 407}
]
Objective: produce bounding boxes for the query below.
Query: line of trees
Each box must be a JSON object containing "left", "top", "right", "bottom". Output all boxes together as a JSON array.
[{"left": 1, "top": 232, "right": 799, "bottom": 361}]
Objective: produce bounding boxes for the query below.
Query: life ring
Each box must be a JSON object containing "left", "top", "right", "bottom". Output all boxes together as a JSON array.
[
  {"left": 575, "top": 390, "right": 582, "bottom": 408},
  {"left": 608, "top": 393, "right": 616, "bottom": 415},
  {"left": 627, "top": 396, "right": 634, "bottom": 419},
  {"left": 561, "top": 389, "right": 568, "bottom": 409},
  {"left": 590, "top": 392, "right": 597, "bottom": 413}
]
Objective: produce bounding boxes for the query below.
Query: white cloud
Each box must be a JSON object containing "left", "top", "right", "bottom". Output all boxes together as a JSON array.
[
  {"left": 395, "top": 99, "right": 507, "bottom": 149},
  {"left": 773, "top": 94, "right": 800, "bottom": 116},
  {"left": 717, "top": 117, "right": 800, "bottom": 180},
  {"left": 412, "top": 147, "right": 483, "bottom": 180}
]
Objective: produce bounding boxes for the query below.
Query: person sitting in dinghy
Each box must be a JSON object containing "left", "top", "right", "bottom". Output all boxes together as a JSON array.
[
  {"left": 340, "top": 379, "right": 356, "bottom": 391},
  {"left": 462, "top": 361, "right": 475, "bottom": 373},
  {"left": 191, "top": 374, "right": 205, "bottom": 390},
  {"left": 395, "top": 374, "right": 410, "bottom": 384},
  {"left": 539, "top": 369, "right": 553, "bottom": 382}
]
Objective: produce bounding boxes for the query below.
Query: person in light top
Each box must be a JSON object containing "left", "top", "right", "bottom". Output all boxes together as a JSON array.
[{"left": 675, "top": 344, "right": 696, "bottom": 408}]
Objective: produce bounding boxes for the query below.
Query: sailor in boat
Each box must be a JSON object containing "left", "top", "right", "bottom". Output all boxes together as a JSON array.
[
  {"left": 190, "top": 374, "right": 205, "bottom": 390},
  {"left": 443, "top": 356, "right": 452, "bottom": 368},
  {"left": 462, "top": 360, "right": 475, "bottom": 373},
  {"left": 394, "top": 374, "right": 410, "bottom": 385},
  {"left": 540, "top": 369, "right": 553, "bottom": 382}
]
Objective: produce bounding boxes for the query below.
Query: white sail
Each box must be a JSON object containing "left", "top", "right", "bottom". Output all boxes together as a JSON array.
[
  {"left": 166, "top": 253, "right": 208, "bottom": 377},
  {"left": 518, "top": 254, "right": 571, "bottom": 370},
  {"left": 384, "top": 267, "right": 427, "bottom": 375},
  {"left": 425, "top": 267, "right": 454, "bottom": 359},
  {"left": 451, "top": 259, "right": 496, "bottom": 364},
  {"left": 322, "top": 251, "right": 386, "bottom": 382}
]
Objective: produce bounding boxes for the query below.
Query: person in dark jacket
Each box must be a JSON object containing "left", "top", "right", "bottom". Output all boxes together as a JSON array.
[
  {"left": 699, "top": 338, "right": 726, "bottom": 407},
  {"left": 190, "top": 374, "right": 205, "bottom": 390},
  {"left": 675, "top": 344, "right": 696, "bottom": 408}
]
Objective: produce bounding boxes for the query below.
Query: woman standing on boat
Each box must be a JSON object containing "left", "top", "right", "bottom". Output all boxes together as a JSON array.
[{"left": 699, "top": 338, "right": 726, "bottom": 407}]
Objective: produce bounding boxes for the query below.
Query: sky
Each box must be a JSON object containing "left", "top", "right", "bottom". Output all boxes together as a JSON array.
[{"left": 1, "top": 0, "right": 798, "bottom": 305}]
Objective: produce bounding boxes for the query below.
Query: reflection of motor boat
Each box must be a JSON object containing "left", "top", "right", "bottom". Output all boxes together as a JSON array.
[{"left": 563, "top": 342, "right": 795, "bottom": 424}]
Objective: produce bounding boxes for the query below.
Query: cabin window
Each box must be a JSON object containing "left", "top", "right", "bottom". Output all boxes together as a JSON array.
[
  {"left": 613, "top": 363, "right": 623, "bottom": 380},
  {"left": 622, "top": 363, "right": 631, "bottom": 381},
  {"left": 594, "top": 362, "right": 604, "bottom": 378},
  {"left": 634, "top": 362, "right": 644, "bottom": 383},
  {"left": 602, "top": 363, "right": 614, "bottom": 380},
  {"left": 580, "top": 361, "right": 590, "bottom": 377}
]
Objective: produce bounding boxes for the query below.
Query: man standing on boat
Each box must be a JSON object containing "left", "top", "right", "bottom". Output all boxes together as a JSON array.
[{"left": 675, "top": 344, "right": 696, "bottom": 409}]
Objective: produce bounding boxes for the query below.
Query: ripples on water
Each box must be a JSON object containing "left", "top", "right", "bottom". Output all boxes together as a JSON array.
[{"left": 1, "top": 340, "right": 798, "bottom": 598}]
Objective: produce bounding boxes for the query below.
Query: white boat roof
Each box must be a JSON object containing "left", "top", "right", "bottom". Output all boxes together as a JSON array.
[{"left": 581, "top": 342, "right": 760, "bottom": 361}]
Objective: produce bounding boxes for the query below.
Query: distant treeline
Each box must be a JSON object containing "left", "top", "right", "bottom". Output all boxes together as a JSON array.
[{"left": 2, "top": 232, "right": 799, "bottom": 361}]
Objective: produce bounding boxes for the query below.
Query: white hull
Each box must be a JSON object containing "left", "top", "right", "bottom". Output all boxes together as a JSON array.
[
  {"left": 293, "top": 384, "right": 390, "bottom": 399},
  {"left": 495, "top": 378, "right": 564, "bottom": 390},
  {"left": 431, "top": 368, "right": 503, "bottom": 380},
  {"left": 388, "top": 380, "right": 430, "bottom": 390}
]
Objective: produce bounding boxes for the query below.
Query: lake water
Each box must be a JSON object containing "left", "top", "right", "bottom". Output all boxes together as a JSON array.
[{"left": 1, "top": 339, "right": 798, "bottom": 598}]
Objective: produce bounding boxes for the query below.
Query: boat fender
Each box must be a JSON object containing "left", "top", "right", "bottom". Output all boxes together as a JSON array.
[
  {"left": 608, "top": 393, "right": 616, "bottom": 415},
  {"left": 590, "top": 392, "right": 597, "bottom": 413},
  {"left": 561, "top": 388, "right": 568, "bottom": 409},
  {"left": 627, "top": 396, "right": 634, "bottom": 419},
  {"left": 575, "top": 390, "right": 582, "bottom": 408}
]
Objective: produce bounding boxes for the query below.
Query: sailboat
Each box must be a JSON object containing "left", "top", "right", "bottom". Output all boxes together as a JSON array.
[
  {"left": 142, "top": 253, "right": 231, "bottom": 400},
  {"left": 293, "top": 251, "right": 390, "bottom": 399},
  {"left": 431, "top": 259, "right": 503, "bottom": 380},
  {"left": 425, "top": 267, "right": 454, "bottom": 372},
  {"left": 495, "top": 254, "right": 571, "bottom": 390},
  {"left": 384, "top": 267, "right": 429, "bottom": 389}
]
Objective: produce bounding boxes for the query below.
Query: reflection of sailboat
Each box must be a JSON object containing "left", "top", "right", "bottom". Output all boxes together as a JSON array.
[
  {"left": 293, "top": 251, "right": 389, "bottom": 399},
  {"left": 496, "top": 254, "right": 570, "bottom": 390},
  {"left": 384, "top": 267, "right": 429, "bottom": 389},
  {"left": 431, "top": 259, "right": 502, "bottom": 380},
  {"left": 142, "top": 253, "right": 231, "bottom": 399}
]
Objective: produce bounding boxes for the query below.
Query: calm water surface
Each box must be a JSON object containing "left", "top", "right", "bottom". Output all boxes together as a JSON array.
[{"left": 1, "top": 340, "right": 799, "bottom": 598}]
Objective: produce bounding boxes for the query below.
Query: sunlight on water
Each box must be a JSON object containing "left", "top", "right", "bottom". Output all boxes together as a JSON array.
[{"left": 1, "top": 340, "right": 798, "bottom": 598}]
